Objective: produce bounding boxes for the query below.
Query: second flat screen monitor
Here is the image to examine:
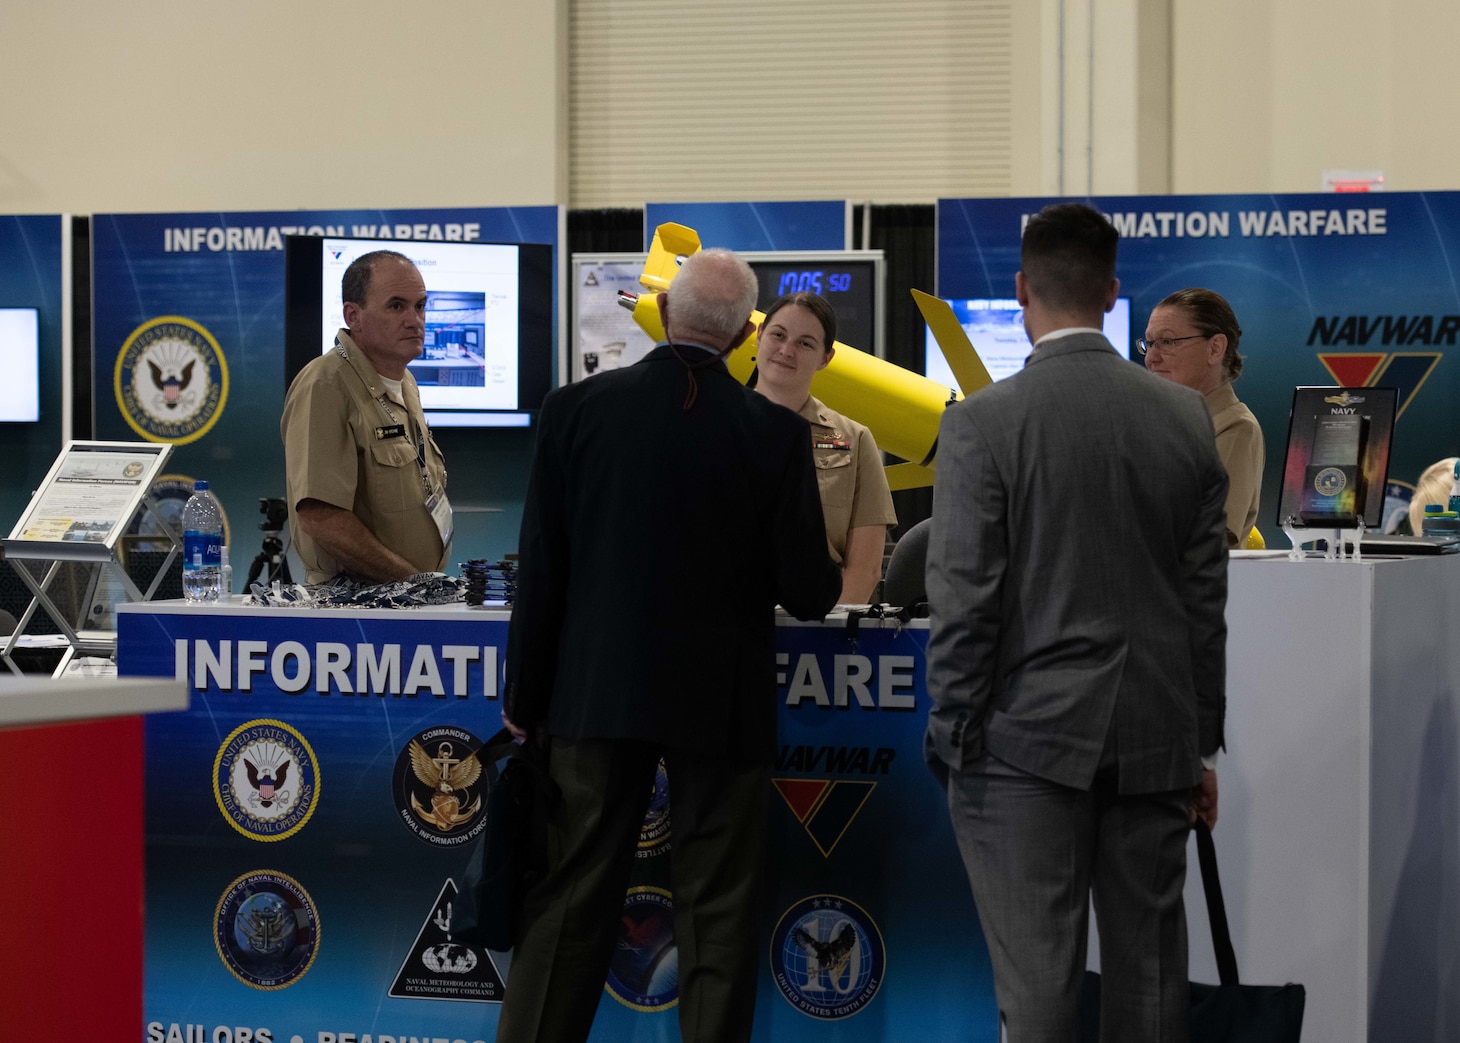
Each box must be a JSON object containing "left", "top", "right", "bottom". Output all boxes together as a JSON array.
[
  {"left": 924, "top": 298, "right": 1131, "bottom": 389},
  {"left": 284, "top": 236, "right": 552, "bottom": 427}
]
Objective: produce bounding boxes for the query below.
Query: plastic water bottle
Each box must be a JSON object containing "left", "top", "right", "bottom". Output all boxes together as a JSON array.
[
  {"left": 1449, "top": 460, "right": 1460, "bottom": 515},
  {"left": 181, "top": 480, "right": 224, "bottom": 603},
  {"left": 220, "top": 545, "right": 233, "bottom": 599}
]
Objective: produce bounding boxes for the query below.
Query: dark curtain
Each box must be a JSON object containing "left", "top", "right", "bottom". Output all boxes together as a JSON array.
[
  {"left": 567, "top": 208, "right": 644, "bottom": 256},
  {"left": 72, "top": 216, "right": 92, "bottom": 439},
  {"left": 867, "top": 203, "right": 936, "bottom": 536}
]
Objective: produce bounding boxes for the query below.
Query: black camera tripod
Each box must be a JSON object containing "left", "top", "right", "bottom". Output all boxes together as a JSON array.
[{"left": 245, "top": 497, "right": 294, "bottom": 589}]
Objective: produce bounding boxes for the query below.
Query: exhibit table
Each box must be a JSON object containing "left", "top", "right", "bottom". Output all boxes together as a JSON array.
[
  {"left": 1165, "top": 552, "right": 1460, "bottom": 1043},
  {"left": 0, "top": 671, "right": 188, "bottom": 1043},
  {"left": 0, "top": 673, "right": 187, "bottom": 728},
  {"left": 117, "top": 600, "right": 996, "bottom": 1043},
  {"left": 114, "top": 553, "right": 1460, "bottom": 1043}
]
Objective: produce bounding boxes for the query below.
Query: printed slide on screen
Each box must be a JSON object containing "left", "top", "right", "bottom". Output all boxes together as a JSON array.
[{"left": 320, "top": 239, "right": 520, "bottom": 412}]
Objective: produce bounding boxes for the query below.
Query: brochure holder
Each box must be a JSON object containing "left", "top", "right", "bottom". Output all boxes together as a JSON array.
[
  {"left": 1275, "top": 387, "right": 1396, "bottom": 562},
  {"left": 2, "top": 441, "right": 175, "bottom": 675}
]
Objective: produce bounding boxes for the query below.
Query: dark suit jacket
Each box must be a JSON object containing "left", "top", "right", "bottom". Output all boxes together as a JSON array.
[
  {"left": 505, "top": 344, "right": 842, "bottom": 762},
  {"left": 925, "top": 332, "right": 1229, "bottom": 794}
]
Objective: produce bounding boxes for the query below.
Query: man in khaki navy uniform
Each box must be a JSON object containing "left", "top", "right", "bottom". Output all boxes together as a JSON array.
[{"left": 281, "top": 250, "right": 451, "bottom": 584}]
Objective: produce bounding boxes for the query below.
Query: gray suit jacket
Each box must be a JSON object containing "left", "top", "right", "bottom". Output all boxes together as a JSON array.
[{"left": 924, "top": 332, "right": 1229, "bottom": 794}]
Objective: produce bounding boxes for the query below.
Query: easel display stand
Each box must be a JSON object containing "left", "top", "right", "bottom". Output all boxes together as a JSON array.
[
  {"left": 1274, "top": 386, "right": 1397, "bottom": 563},
  {"left": 2, "top": 441, "right": 175, "bottom": 675}
]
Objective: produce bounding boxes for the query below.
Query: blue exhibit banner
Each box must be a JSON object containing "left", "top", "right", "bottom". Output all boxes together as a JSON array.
[
  {"left": 644, "top": 200, "right": 850, "bottom": 252},
  {"left": 120, "top": 606, "right": 997, "bottom": 1043},
  {"left": 0, "top": 215, "right": 65, "bottom": 533},
  {"left": 938, "top": 193, "right": 1460, "bottom": 534},
  {"left": 91, "top": 207, "right": 560, "bottom": 580}
]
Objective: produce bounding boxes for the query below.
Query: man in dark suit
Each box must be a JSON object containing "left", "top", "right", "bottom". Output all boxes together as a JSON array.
[
  {"left": 925, "top": 202, "right": 1229, "bottom": 1042},
  {"left": 497, "top": 248, "right": 842, "bottom": 1043}
]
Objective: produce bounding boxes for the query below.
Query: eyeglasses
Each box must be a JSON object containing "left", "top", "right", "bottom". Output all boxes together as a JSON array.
[{"left": 1137, "top": 334, "right": 1208, "bottom": 356}]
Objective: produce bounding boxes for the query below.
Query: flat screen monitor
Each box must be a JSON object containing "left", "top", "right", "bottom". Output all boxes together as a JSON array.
[
  {"left": 0, "top": 308, "right": 40, "bottom": 423},
  {"left": 284, "top": 237, "right": 552, "bottom": 427},
  {"left": 924, "top": 298, "right": 1132, "bottom": 388}
]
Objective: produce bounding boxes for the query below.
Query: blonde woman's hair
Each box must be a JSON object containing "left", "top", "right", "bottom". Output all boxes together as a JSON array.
[{"left": 1409, "top": 457, "right": 1460, "bottom": 534}]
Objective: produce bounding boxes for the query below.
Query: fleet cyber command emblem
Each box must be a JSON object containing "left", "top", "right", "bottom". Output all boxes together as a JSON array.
[
  {"left": 214, "top": 719, "right": 320, "bottom": 842},
  {"left": 771, "top": 894, "right": 885, "bottom": 1019},
  {"left": 606, "top": 886, "right": 679, "bottom": 1012},
  {"left": 114, "top": 315, "right": 228, "bottom": 444},
  {"left": 213, "top": 869, "right": 319, "bottom": 990},
  {"left": 393, "top": 726, "right": 488, "bottom": 847}
]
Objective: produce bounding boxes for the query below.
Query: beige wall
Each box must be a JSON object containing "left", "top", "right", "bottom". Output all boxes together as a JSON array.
[
  {"left": 3, "top": 1, "right": 1458, "bottom": 211},
  {"left": 0, "top": 0, "right": 567, "bottom": 213},
  {"left": 1172, "top": 0, "right": 1460, "bottom": 194}
]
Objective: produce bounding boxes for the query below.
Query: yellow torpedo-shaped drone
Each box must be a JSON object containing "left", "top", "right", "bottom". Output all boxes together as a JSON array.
[{"left": 619, "top": 223, "right": 996, "bottom": 490}]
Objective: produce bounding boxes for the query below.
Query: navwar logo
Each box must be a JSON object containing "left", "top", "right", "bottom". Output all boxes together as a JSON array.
[
  {"left": 1307, "top": 312, "right": 1444, "bottom": 419},
  {"left": 772, "top": 744, "right": 893, "bottom": 857},
  {"left": 773, "top": 779, "right": 876, "bottom": 858}
]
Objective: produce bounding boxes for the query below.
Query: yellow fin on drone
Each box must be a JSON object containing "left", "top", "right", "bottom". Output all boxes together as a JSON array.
[
  {"left": 883, "top": 462, "right": 936, "bottom": 492},
  {"left": 912, "top": 289, "right": 993, "bottom": 396},
  {"left": 640, "top": 223, "right": 703, "bottom": 294}
]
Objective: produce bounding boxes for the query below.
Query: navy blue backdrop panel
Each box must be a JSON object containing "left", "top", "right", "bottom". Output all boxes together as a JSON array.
[
  {"left": 120, "top": 607, "right": 997, "bottom": 1043},
  {"left": 0, "top": 215, "right": 65, "bottom": 532},
  {"left": 644, "top": 201, "right": 849, "bottom": 252},
  {"left": 91, "top": 207, "right": 560, "bottom": 581},
  {"left": 938, "top": 193, "right": 1460, "bottom": 534}
]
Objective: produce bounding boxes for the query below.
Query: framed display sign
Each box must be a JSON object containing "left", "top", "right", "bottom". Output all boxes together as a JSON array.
[
  {"left": 5, "top": 440, "right": 174, "bottom": 560},
  {"left": 1276, "top": 387, "right": 1397, "bottom": 530}
]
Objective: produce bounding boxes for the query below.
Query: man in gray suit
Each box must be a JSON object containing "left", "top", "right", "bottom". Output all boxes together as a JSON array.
[{"left": 925, "top": 202, "right": 1229, "bottom": 1042}]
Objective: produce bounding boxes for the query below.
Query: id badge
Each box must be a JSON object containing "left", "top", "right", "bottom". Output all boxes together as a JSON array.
[{"left": 427, "top": 488, "right": 454, "bottom": 547}]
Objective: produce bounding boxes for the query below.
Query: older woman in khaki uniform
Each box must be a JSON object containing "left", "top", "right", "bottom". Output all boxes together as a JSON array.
[
  {"left": 752, "top": 292, "right": 897, "bottom": 603},
  {"left": 1142, "top": 287, "right": 1264, "bottom": 548}
]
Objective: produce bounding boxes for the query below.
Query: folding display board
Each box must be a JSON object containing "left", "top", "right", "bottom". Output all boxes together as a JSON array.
[{"left": 2, "top": 440, "right": 176, "bottom": 674}]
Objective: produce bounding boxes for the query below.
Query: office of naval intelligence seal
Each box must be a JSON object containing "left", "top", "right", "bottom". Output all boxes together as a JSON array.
[
  {"left": 214, "top": 719, "right": 319, "bottom": 841},
  {"left": 114, "top": 315, "right": 229, "bottom": 444},
  {"left": 213, "top": 869, "right": 319, "bottom": 990},
  {"left": 771, "top": 894, "right": 885, "bottom": 1019}
]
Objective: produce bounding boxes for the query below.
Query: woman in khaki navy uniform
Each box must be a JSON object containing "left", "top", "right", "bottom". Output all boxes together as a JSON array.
[
  {"left": 1141, "top": 287, "right": 1263, "bottom": 548},
  {"left": 281, "top": 251, "right": 452, "bottom": 584},
  {"left": 752, "top": 292, "right": 896, "bottom": 603}
]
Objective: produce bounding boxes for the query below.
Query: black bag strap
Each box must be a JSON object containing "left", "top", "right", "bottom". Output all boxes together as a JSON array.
[
  {"left": 1195, "top": 819, "right": 1240, "bottom": 986},
  {"left": 478, "top": 727, "right": 560, "bottom": 810}
]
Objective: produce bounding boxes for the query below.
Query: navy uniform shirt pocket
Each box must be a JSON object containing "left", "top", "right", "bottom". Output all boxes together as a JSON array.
[{"left": 367, "top": 438, "right": 421, "bottom": 514}]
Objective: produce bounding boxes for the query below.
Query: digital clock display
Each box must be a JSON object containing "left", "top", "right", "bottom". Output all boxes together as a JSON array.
[
  {"left": 751, "top": 260, "right": 877, "bottom": 353},
  {"left": 774, "top": 270, "right": 854, "bottom": 295}
]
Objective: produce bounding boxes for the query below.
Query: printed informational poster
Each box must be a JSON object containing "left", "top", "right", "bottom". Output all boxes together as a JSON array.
[
  {"left": 572, "top": 255, "right": 657, "bottom": 381},
  {"left": 7, "top": 441, "right": 171, "bottom": 551}
]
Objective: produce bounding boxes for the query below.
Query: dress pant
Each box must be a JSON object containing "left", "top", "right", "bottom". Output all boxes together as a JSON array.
[
  {"left": 946, "top": 752, "right": 1192, "bottom": 1043},
  {"left": 496, "top": 736, "right": 770, "bottom": 1043}
]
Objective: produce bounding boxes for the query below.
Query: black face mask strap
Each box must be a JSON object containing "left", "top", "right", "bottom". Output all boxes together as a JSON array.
[{"left": 666, "top": 336, "right": 731, "bottom": 411}]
